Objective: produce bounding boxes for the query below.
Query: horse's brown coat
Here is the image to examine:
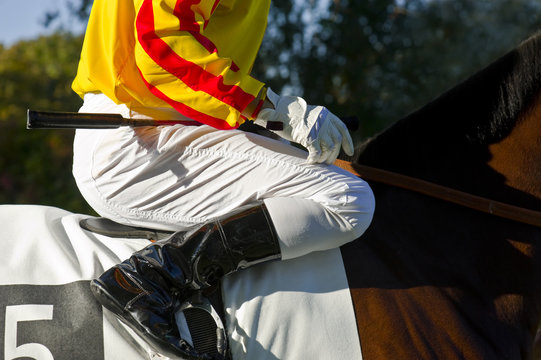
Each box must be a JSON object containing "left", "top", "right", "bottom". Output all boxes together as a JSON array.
[{"left": 342, "top": 32, "right": 541, "bottom": 359}]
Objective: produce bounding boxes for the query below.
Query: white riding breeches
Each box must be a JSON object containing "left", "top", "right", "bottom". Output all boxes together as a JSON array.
[{"left": 72, "top": 94, "right": 375, "bottom": 260}]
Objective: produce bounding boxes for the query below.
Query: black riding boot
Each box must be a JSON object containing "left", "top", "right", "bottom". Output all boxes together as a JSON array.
[{"left": 90, "top": 204, "right": 281, "bottom": 359}]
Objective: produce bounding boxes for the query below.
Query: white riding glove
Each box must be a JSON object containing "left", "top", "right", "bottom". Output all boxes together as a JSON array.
[{"left": 255, "top": 88, "right": 354, "bottom": 164}]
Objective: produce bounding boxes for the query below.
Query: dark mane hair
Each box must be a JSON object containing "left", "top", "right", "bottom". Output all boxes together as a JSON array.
[
  {"left": 374, "top": 31, "right": 541, "bottom": 143},
  {"left": 490, "top": 31, "right": 541, "bottom": 143},
  {"left": 356, "top": 31, "right": 541, "bottom": 175}
]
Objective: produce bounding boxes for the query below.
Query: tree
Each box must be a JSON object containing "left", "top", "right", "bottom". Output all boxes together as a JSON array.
[{"left": 0, "top": 32, "right": 93, "bottom": 214}]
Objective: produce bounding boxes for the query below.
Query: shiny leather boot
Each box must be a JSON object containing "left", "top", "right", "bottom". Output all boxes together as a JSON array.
[{"left": 90, "top": 204, "right": 281, "bottom": 359}]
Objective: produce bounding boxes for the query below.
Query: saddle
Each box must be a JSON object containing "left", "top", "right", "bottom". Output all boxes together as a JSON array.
[{"left": 79, "top": 217, "right": 230, "bottom": 359}]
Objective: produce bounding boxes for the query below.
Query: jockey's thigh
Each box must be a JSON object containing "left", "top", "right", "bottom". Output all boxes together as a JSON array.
[{"left": 73, "top": 123, "right": 374, "bottom": 260}]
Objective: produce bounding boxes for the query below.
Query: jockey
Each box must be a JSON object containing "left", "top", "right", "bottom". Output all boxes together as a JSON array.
[{"left": 71, "top": 0, "right": 375, "bottom": 358}]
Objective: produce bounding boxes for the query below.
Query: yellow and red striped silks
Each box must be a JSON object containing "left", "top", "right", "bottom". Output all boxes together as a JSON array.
[{"left": 73, "top": 0, "right": 270, "bottom": 129}]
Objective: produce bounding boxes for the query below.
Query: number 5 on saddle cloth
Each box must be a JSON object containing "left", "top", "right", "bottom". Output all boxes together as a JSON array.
[{"left": 79, "top": 217, "right": 230, "bottom": 359}]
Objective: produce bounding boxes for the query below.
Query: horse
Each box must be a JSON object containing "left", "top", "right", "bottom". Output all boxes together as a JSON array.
[
  {"left": 2, "top": 31, "right": 541, "bottom": 360},
  {"left": 340, "top": 30, "right": 541, "bottom": 359}
]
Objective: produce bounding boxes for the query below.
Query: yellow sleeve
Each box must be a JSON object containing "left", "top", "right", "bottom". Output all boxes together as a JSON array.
[{"left": 134, "top": 0, "right": 269, "bottom": 129}]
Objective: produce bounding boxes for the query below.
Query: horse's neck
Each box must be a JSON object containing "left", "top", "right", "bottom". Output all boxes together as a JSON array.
[
  {"left": 354, "top": 34, "right": 541, "bottom": 356},
  {"left": 357, "top": 107, "right": 541, "bottom": 352},
  {"left": 360, "top": 106, "right": 541, "bottom": 211},
  {"left": 488, "top": 96, "right": 541, "bottom": 210}
]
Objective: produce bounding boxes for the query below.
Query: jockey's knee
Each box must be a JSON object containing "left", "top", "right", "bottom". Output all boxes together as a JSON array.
[{"left": 341, "top": 179, "right": 375, "bottom": 240}]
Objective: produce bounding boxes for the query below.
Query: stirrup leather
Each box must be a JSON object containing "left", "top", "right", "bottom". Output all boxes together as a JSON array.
[{"left": 79, "top": 217, "right": 173, "bottom": 241}]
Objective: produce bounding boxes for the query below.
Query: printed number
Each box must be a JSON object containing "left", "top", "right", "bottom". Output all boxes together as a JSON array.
[{"left": 4, "top": 304, "right": 54, "bottom": 360}]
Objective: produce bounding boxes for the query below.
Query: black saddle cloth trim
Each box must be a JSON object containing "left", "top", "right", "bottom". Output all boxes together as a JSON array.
[{"left": 79, "top": 218, "right": 173, "bottom": 241}]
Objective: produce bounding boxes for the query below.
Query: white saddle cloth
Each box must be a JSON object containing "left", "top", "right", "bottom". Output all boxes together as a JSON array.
[{"left": 0, "top": 205, "right": 362, "bottom": 359}]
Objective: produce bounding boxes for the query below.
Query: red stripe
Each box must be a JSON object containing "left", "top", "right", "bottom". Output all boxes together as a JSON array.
[
  {"left": 136, "top": 0, "right": 254, "bottom": 122},
  {"left": 174, "top": 0, "right": 200, "bottom": 32},
  {"left": 210, "top": 0, "right": 220, "bottom": 14},
  {"left": 188, "top": 30, "right": 217, "bottom": 54},
  {"left": 251, "top": 99, "right": 264, "bottom": 119},
  {"left": 138, "top": 68, "right": 238, "bottom": 130}
]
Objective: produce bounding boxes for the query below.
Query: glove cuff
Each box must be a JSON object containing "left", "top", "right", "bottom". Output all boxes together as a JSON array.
[{"left": 265, "top": 87, "right": 281, "bottom": 108}]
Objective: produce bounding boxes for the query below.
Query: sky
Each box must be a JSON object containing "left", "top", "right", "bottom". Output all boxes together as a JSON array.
[{"left": 0, "top": 0, "right": 86, "bottom": 46}]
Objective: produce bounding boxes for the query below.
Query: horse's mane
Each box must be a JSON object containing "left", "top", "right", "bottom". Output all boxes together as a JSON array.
[
  {"left": 363, "top": 31, "right": 541, "bottom": 147},
  {"left": 489, "top": 31, "right": 541, "bottom": 143},
  {"left": 355, "top": 31, "right": 541, "bottom": 177}
]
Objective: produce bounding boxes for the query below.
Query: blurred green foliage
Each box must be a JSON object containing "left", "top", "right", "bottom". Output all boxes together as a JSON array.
[
  {"left": 1, "top": 0, "right": 541, "bottom": 213},
  {"left": 0, "top": 32, "right": 94, "bottom": 214}
]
